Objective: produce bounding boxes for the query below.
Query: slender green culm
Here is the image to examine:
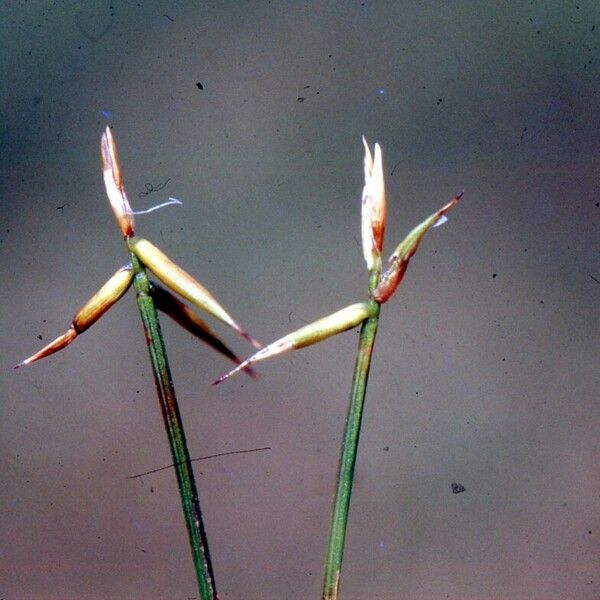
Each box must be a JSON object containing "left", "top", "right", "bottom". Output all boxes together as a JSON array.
[
  {"left": 130, "top": 252, "right": 218, "bottom": 600},
  {"left": 210, "top": 137, "right": 461, "bottom": 599},
  {"left": 322, "top": 293, "right": 380, "bottom": 600},
  {"left": 17, "top": 128, "right": 264, "bottom": 598}
]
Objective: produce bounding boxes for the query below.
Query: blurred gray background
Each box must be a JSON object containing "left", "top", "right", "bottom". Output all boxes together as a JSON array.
[{"left": 1, "top": 2, "right": 598, "bottom": 599}]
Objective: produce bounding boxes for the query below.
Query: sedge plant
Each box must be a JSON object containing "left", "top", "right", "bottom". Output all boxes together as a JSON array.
[
  {"left": 216, "top": 137, "right": 461, "bottom": 599},
  {"left": 16, "top": 127, "right": 261, "bottom": 600}
]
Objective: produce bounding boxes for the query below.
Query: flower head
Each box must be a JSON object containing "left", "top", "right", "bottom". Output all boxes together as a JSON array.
[
  {"left": 214, "top": 137, "right": 460, "bottom": 384},
  {"left": 16, "top": 128, "right": 259, "bottom": 369}
]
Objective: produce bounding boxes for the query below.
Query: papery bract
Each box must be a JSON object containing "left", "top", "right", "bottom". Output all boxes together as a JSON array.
[
  {"left": 361, "top": 137, "right": 386, "bottom": 270},
  {"left": 101, "top": 127, "right": 135, "bottom": 237}
]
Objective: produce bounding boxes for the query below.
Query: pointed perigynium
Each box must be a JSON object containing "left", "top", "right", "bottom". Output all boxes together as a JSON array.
[
  {"left": 213, "top": 302, "right": 373, "bottom": 384},
  {"left": 128, "top": 236, "right": 261, "bottom": 349},
  {"left": 15, "top": 264, "right": 134, "bottom": 368},
  {"left": 361, "top": 137, "right": 386, "bottom": 270},
  {"left": 373, "top": 192, "right": 462, "bottom": 303},
  {"left": 101, "top": 127, "right": 135, "bottom": 238}
]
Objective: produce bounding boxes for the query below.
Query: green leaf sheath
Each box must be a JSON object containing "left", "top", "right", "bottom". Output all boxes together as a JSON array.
[
  {"left": 322, "top": 298, "right": 381, "bottom": 600},
  {"left": 130, "top": 252, "right": 218, "bottom": 600}
]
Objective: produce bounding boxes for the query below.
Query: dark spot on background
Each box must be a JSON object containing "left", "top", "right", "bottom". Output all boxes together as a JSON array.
[
  {"left": 451, "top": 482, "right": 466, "bottom": 494},
  {"left": 196, "top": 82, "right": 203, "bottom": 90}
]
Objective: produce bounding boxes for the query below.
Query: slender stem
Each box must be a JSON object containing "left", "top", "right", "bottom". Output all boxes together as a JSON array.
[
  {"left": 129, "top": 251, "right": 218, "bottom": 600},
  {"left": 322, "top": 295, "right": 381, "bottom": 600}
]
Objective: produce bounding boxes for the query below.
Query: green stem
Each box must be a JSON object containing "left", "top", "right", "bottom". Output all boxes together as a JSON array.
[
  {"left": 129, "top": 252, "right": 218, "bottom": 600},
  {"left": 322, "top": 295, "right": 381, "bottom": 600}
]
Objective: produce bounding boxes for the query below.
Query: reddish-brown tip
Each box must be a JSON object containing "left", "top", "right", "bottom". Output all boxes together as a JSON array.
[
  {"left": 15, "top": 328, "right": 78, "bottom": 368},
  {"left": 241, "top": 330, "right": 263, "bottom": 350}
]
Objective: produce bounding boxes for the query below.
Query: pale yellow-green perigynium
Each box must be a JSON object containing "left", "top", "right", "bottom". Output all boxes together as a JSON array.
[
  {"left": 214, "top": 137, "right": 461, "bottom": 384},
  {"left": 214, "top": 303, "right": 374, "bottom": 383},
  {"left": 15, "top": 127, "right": 259, "bottom": 369}
]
